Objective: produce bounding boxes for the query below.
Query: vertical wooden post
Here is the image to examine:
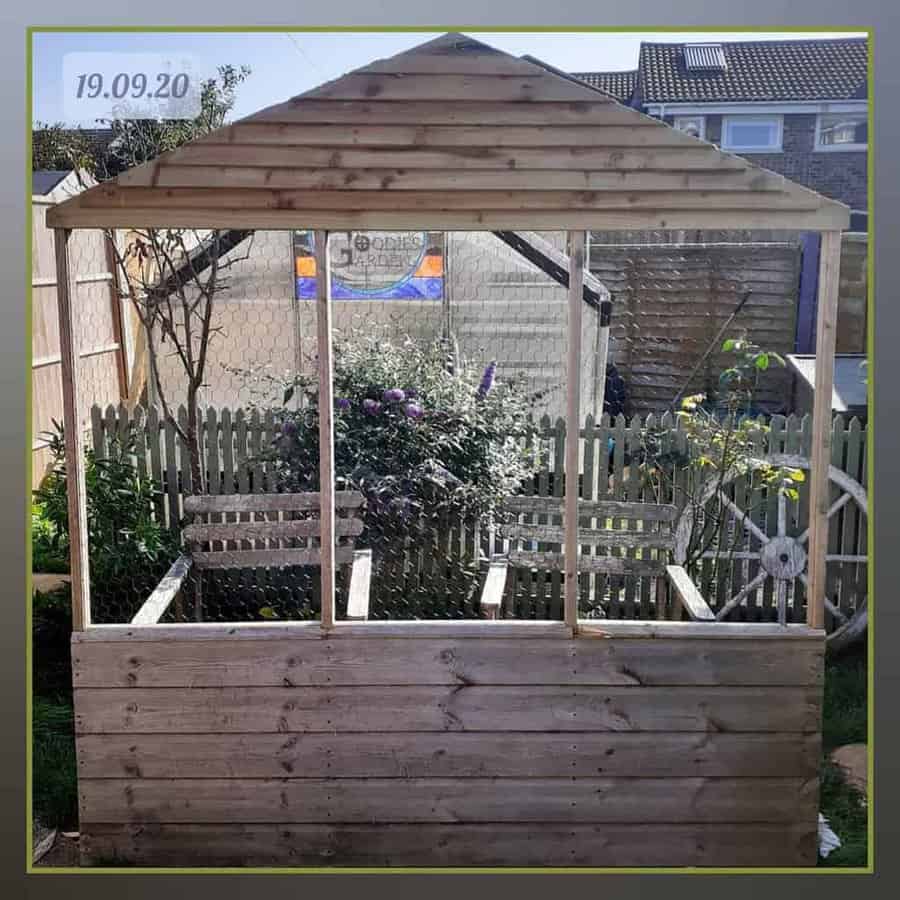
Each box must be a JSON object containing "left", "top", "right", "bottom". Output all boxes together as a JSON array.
[
  {"left": 53, "top": 228, "right": 90, "bottom": 631},
  {"left": 806, "top": 229, "right": 842, "bottom": 629},
  {"left": 593, "top": 300, "right": 612, "bottom": 421},
  {"left": 564, "top": 231, "right": 585, "bottom": 630},
  {"left": 102, "top": 230, "right": 129, "bottom": 402},
  {"left": 314, "top": 230, "right": 336, "bottom": 628},
  {"left": 291, "top": 235, "right": 305, "bottom": 395}
]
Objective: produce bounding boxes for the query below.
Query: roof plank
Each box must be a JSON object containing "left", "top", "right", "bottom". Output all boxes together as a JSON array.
[{"left": 46, "top": 31, "right": 850, "bottom": 232}]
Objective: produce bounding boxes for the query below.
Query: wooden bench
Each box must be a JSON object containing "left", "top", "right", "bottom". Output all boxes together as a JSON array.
[
  {"left": 131, "top": 491, "right": 372, "bottom": 624},
  {"left": 479, "top": 496, "right": 714, "bottom": 623}
]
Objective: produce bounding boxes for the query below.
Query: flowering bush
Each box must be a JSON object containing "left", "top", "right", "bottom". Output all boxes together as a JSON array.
[
  {"left": 257, "top": 332, "right": 538, "bottom": 557},
  {"left": 637, "top": 334, "right": 804, "bottom": 571}
]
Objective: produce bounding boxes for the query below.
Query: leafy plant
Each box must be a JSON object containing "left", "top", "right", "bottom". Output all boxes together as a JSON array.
[
  {"left": 258, "top": 330, "right": 538, "bottom": 545},
  {"left": 34, "top": 66, "right": 254, "bottom": 495},
  {"left": 33, "top": 422, "right": 177, "bottom": 621},
  {"left": 638, "top": 335, "right": 804, "bottom": 573}
]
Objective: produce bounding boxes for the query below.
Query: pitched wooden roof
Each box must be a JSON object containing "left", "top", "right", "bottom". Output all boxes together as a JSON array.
[{"left": 47, "top": 32, "right": 849, "bottom": 231}]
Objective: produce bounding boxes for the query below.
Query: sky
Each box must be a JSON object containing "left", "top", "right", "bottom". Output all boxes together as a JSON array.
[{"left": 32, "top": 30, "right": 867, "bottom": 127}]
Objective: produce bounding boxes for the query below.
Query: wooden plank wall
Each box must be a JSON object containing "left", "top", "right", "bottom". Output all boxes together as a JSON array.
[
  {"left": 589, "top": 241, "right": 801, "bottom": 413},
  {"left": 72, "top": 628, "right": 823, "bottom": 866},
  {"left": 32, "top": 198, "right": 127, "bottom": 488}
]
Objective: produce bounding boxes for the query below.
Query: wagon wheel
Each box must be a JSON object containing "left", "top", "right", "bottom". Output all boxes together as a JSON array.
[{"left": 673, "top": 456, "right": 867, "bottom": 640}]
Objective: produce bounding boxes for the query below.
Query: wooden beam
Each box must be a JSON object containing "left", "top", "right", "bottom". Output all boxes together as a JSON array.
[
  {"left": 806, "top": 229, "right": 842, "bottom": 629},
  {"left": 492, "top": 230, "right": 609, "bottom": 310},
  {"left": 565, "top": 230, "right": 585, "bottom": 630},
  {"left": 665, "top": 565, "right": 716, "bottom": 621},
  {"left": 53, "top": 228, "right": 90, "bottom": 630},
  {"left": 131, "top": 555, "right": 192, "bottom": 625},
  {"left": 593, "top": 296, "right": 612, "bottom": 420},
  {"left": 120, "top": 166, "right": 785, "bottom": 193},
  {"left": 315, "top": 230, "right": 336, "bottom": 629},
  {"left": 46, "top": 205, "right": 851, "bottom": 233}
]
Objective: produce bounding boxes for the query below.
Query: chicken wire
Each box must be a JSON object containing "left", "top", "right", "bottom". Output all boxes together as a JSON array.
[{"left": 56, "top": 225, "right": 818, "bottom": 625}]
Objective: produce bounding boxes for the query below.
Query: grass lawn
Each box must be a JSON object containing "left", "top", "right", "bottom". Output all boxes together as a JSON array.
[{"left": 818, "top": 642, "right": 869, "bottom": 868}]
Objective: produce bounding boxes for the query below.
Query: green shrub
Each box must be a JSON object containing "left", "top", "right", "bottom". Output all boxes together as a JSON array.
[
  {"left": 259, "top": 333, "right": 538, "bottom": 549},
  {"left": 33, "top": 422, "right": 178, "bottom": 621},
  {"left": 32, "top": 503, "right": 69, "bottom": 574}
]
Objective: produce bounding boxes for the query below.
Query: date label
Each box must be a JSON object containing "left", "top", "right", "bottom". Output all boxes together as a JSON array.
[{"left": 63, "top": 53, "right": 202, "bottom": 121}]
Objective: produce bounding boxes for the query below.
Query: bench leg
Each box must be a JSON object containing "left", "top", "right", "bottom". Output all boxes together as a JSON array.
[
  {"left": 346, "top": 549, "right": 373, "bottom": 621},
  {"left": 480, "top": 556, "right": 508, "bottom": 620}
]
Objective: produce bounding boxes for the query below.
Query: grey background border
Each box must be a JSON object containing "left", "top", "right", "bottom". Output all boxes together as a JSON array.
[{"left": 3, "top": 2, "right": 898, "bottom": 896}]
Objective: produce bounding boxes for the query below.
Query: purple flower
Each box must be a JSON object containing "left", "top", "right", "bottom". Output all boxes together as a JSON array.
[
  {"left": 335, "top": 397, "right": 351, "bottom": 410},
  {"left": 382, "top": 388, "right": 406, "bottom": 403},
  {"left": 281, "top": 420, "right": 298, "bottom": 437},
  {"left": 362, "top": 399, "right": 382, "bottom": 415},
  {"left": 477, "top": 360, "right": 497, "bottom": 399},
  {"left": 404, "top": 402, "right": 424, "bottom": 419}
]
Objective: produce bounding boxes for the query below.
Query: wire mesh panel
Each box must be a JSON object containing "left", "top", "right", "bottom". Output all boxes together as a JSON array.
[
  {"left": 41, "top": 224, "right": 861, "bottom": 629},
  {"left": 588, "top": 237, "right": 802, "bottom": 416},
  {"left": 31, "top": 215, "right": 127, "bottom": 487}
]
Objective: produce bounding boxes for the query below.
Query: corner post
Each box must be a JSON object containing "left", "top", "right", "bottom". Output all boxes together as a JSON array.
[
  {"left": 565, "top": 230, "right": 586, "bottom": 631},
  {"left": 314, "top": 230, "right": 336, "bottom": 629},
  {"left": 806, "top": 229, "right": 842, "bottom": 629},
  {"left": 53, "top": 228, "right": 90, "bottom": 631}
]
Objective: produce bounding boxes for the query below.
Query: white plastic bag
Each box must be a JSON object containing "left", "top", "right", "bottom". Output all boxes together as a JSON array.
[{"left": 818, "top": 813, "right": 842, "bottom": 858}]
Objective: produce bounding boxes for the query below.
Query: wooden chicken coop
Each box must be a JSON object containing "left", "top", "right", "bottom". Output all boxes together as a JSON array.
[{"left": 46, "top": 32, "right": 848, "bottom": 868}]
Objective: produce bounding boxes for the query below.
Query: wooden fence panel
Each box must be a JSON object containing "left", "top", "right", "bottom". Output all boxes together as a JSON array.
[{"left": 87, "top": 405, "right": 867, "bottom": 626}]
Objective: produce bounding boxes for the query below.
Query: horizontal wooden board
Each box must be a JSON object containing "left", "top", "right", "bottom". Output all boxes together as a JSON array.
[
  {"left": 74, "top": 685, "right": 821, "bottom": 733},
  {"left": 183, "top": 518, "right": 364, "bottom": 543},
  {"left": 166, "top": 144, "right": 742, "bottom": 173},
  {"left": 79, "top": 776, "right": 816, "bottom": 825},
  {"left": 243, "top": 100, "right": 671, "bottom": 127},
  {"left": 209, "top": 123, "right": 711, "bottom": 148},
  {"left": 504, "top": 497, "right": 678, "bottom": 520},
  {"left": 71, "top": 636, "right": 824, "bottom": 688},
  {"left": 184, "top": 491, "right": 363, "bottom": 513},
  {"left": 76, "top": 731, "right": 820, "bottom": 779},
  {"left": 191, "top": 548, "right": 355, "bottom": 569},
  {"left": 301, "top": 74, "right": 614, "bottom": 103},
  {"left": 507, "top": 550, "right": 666, "bottom": 576},
  {"left": 47, "top": 205, "right": 849, "bottom": 231},
  {"left": 501, "top": 523, "right": 675, "bottom": 550},
  {"left": 578, "top": 621, "right": 824, "bottom": 639},
  {"left": 80, "top": 821, "right": 818, "bottom": 867},
  {"left": 73, "top": 620, "right": 573, "bottom": 642},
  {"left": 81, "top": 186, "right": 828, "bottom": 212},
  {"left": 120, "top": 165, "right": 784, "bottom": 193}
]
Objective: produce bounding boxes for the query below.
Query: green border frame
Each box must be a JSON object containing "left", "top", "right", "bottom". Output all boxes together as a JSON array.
[{"left": 24, "top": 23, "right": 876, "bottom": 876}]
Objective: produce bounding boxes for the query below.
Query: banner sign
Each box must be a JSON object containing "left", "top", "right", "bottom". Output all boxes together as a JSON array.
[{"left": 294, "top": 231, "right": 444, "bottom": 300}]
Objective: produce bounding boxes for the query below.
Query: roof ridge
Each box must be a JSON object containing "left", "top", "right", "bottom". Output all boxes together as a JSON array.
[{"left": 639, "top": 36, "right": 867, "bottom": 48}]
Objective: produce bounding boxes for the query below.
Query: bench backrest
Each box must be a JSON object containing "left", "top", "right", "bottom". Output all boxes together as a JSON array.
[
  {"left": 182, "top": 491, "right": 365, "bottom": 570},
  {"left": 499, "top": 496, "right": 677, "bottom": 577}
]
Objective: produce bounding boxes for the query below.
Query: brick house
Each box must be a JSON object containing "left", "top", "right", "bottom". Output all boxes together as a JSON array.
[{"left": 574, "top": 37, "right": 868, "bottom": 228}]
